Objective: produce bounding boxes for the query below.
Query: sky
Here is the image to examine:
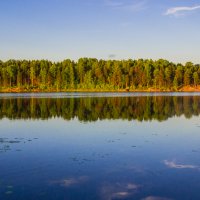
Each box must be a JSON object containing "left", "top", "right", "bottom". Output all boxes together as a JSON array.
[{"left": 0, "top": 0, "right": 200, "bottom": 63}]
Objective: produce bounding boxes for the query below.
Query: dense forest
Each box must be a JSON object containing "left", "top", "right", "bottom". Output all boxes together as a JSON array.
[
  {"left": 0, "top": 96, "right": 199, "bottom": 121},
  {"left": 0, "top": 58, "right": 200, "bottom": 91}
]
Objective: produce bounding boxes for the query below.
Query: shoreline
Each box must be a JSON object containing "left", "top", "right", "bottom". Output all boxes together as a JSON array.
[{"left": 0, "top": 86, "right": 200, "bottom": 93}]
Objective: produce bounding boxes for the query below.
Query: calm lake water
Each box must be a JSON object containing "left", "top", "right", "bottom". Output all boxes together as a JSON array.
[{"left": 0, "top": 93, "right": 200, "bottom": 200}]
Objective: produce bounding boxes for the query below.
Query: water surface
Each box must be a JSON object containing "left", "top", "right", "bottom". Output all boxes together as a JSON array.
[{"left": 0, "top": 93, "right": 200, "bottom": 200}]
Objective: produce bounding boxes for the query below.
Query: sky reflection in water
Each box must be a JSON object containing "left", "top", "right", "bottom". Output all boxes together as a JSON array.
[{"left": 0, "top": 93, "right": 200, "bottom": 200}]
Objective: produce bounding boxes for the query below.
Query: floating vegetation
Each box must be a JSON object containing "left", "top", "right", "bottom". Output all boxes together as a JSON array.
[
  {"left": 7, "top": 140, "right": 20, "bottom": 144},
  {"left": 0, "top": 137, "right": 39, "bottom": 153},
  {"left": 107, "top": 140, "right": 115, "bottom": 143},
  {"left": 69, "top": 152, "right": 111, "bottom": 165},
  {"left": 0, "top": 145, "right": 11, "bottom": 153}
]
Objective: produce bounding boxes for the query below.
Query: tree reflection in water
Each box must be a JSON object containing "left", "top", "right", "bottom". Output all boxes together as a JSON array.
[{"left": 0, "top": 96, "right": 199, "bottom": 121}]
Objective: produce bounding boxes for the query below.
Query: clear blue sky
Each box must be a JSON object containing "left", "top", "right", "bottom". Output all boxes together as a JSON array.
[{"left": 1, "top": 0, "right": 200, "bottom": 63}]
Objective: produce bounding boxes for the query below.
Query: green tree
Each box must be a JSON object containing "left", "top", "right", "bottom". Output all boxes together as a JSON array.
[{"left": 193, "top": 72, "right": 199, "bottom": 86}]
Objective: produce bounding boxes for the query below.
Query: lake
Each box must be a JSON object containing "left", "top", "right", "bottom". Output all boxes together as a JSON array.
[{"left": 0, "top": 92, "right": 200, "bottom": 200}]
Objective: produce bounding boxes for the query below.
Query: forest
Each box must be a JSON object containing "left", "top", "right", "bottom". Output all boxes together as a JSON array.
[
  {"left": 0, "top": 96, "right": 199, "bottom": 121},
  {"left": 0, "top": 58, "right": 200, "bottom": 91}
]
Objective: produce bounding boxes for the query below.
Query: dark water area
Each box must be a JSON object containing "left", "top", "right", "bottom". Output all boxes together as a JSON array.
[{"left": 0, "top": 93, "right": 200, "bottom": 200}]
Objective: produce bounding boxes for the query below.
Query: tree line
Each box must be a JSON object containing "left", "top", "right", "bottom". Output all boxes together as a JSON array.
[
  {"left": 0, "top": 96, "right": 199, "bottom": 121},
  {"left": 0, "top": 58, "right": 200, "bottom": 91}
]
